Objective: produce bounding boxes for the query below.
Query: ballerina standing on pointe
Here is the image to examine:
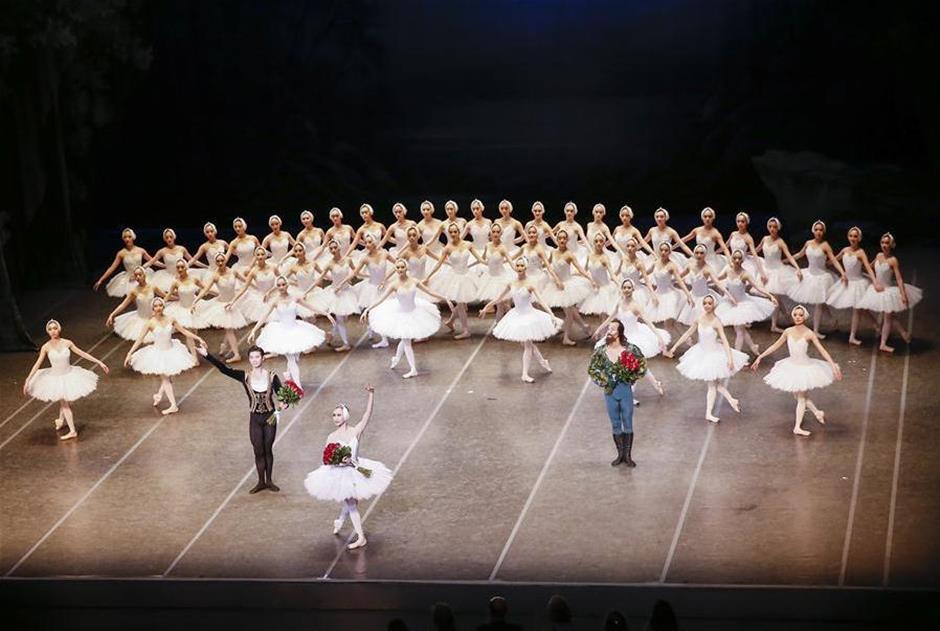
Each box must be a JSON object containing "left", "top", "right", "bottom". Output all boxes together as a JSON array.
[
  {"left": 93, "top": 227, "right": 154, "bottom": 297},
  {"left": 304, "top": 385, "right": 393, "bottom": 550},
  {"left": 539, "top": 228, "right": 596, "bottom": 346},
  {"left": 125, "top": 297, "right": 206, "bottom": 415},
  {"left": 750, "top": 305, "right": 843, "bottom": 436},
  {"left": 477, "top": 223, "right": 515, "bottom": 322},
  {"left": 307, "top": 239, "right": 360, "bottom": 352},
  {"left": 197, "top": 343, "right": 287, "bottom": 493},
  {"left": 362, "top": 259, "right": 454, "bottom": 378},
  {"left": 714, "top": 249, "right": 778, "bottom": 355},
  {"left": 349, "top": 233, "right": 394, "bottom": 348},
  {"left": 23, "top": 319, "right": 110, "bottom": 440},
  {"left": 757, "top": 217, "right": 803, "bottom": 332},
  {"left": 856, "top": 232, "right": 922, "bottom": 353},
  {"left": 481, "top": 257, "right": 562, "bottom": 383},
  {"left": 664, "top": 294, "right": 748, "bottom": 423},
  {"left": 250, "top": 276, "right": 334, "bottom": 386}
]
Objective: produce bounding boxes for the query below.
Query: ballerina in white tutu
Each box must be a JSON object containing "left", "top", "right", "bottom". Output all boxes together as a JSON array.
[
  {"left": 23, "top": 319, "right": 110, "bottom": 440},
  {"left": 93, "top": 227, "right": 154, "bottom": 297},
  {"left": 644, "top": 207, "right": 693, "bottom": 269},
  {"left": 524, "top": 201, "right": 556, "bottom": 252},
  {"left": 361, "top": 259, "right": 454, "bottom": 378},
  {"left": 715, "top": 249, "right": 779, "bottom": 355},
  {"left": 578, "top": 232, "right": 622, "bottom": 319},
  {"left": 105, "top": 266, "right": 163, "bottom": 343},
  {"left": 378, "top": 202, "right": 418, "bottom": 256},
  {"left": 825, "top": 226, "right": 882, "bottom": 346},
  {"left": 677, "top": 244, "right": 734, "bottom": 327},
  {"left": 250, "top": 276, "right": 334, "bottom": 386},
  {"left": 304, "top": 384, "right": 393, "bottom": 549},
  {"left": 345, "top": 203, "right": 386, "bottom": 261},
  {"left": 750, "top": 305, "right": 843, "bottom": 436},
  {"left": 648, "top": 241, "right": 695, "bottom": 331},
  {"left": 164, "top": 259, "right": 210, "bottom": 359},
  {"left": 510, "top": 224, "right": 561, "bottom": 289},
  {"left": 477, "top": 223, "right": 515, "bottom": 322},
  {"left": 296, "top": 209, "right": 326, "bottom": 266},
  {"left": 857, "top": 232, "right": 923, "bottom": 353},
  {"left": 680, "top": 207, "right": 732, "bottom": 271},
  {"left": 145, "top": 228, "right": 197, "bottom": 293},
  {"left": 189, "top": 222, "right": 228, "bottom": 278},
  {"left": 541, "top": 228, "right": 596, "bottom": 345},
  {"left": 261, "top": 214, "right": 296, "bottom": 273},
  {"left": 480, "top": 257, "right": 563, "bottom": 383},
  {"left": 726, "top": 212, "right": 767, "bottom": 282},
  {"left": 593, "top": 279, "right": 669, "bottom": 396},
  {"left": 228, "top": 247, "right": 279, "bottom": 323},
  {"left": 307, "top": 239, "right": 360, "bottom": 352},
  {"left": 195, "top": 252, "right": 249, "bottom": 363},
  {"left": 465, "top": 199, "right": 493, "bottom": 260},
  {"left": 553, "top": 201, "right": 590, "bottom": 265},
  {"left": 586, "top": 204, "right": 624, "bottom": 265},
  {"left": 612, "top": 205, "right": 654, "bottom": 261},
  {"left": 757, "top": 217, "right": 803, "bottom": 332},
  {"left": 788, "top": 220, "right": 848, "bottom": 337},
  {"left": 417, "top": 200, "right": 446, "bottom": 256},
  {"left": 425, "top": 222, "right": 484, "bottom": 340},
  {"left": 617, "top": 237, "right": 657, "bottom": 310},
  {"left": 319, "top": 207, "right": 356, "bottom": 263},
  {"left": 665, "top": 294, "right": 747, "bottom": 423},
  {"left": 348, "top": 234, "right": 394, "bottom": 348},
  {"left": 494, "top": 199, "right": 526, "bottom": 249},
  {"left": 442, "top": 200, "right": 468, "bottom": 238},
  {"left": 223, "top": 217, "right": 262, "bottom": 272},
  {"left": 124, "top": 297, "right": 206, "bottom": 415}
]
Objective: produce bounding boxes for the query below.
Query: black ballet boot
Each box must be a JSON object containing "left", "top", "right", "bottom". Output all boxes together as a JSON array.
[
  {"left": 249, "top": 478, "right": 266, "bottom": 494},
  {"left": 621, "top": 432, "right": 636, "bottom": 467},
  {"left": 611, "top": 433, "right": 625, "bottom": 466}
]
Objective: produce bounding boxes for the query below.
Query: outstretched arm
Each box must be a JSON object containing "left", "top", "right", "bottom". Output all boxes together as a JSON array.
[
  {"left": 666, "top": 322, "right": 697, "bottom": 356},
  {"left": 351, "top": 385, "right": 376, "bottom": 437},
  {"left": 197, "top": 345, "right": 246, "bottom": 381},
  {"left": 751, "top": 331, "right": 788, "bottom": 370},
  {"left": 68, "top": 340, "right": 110, "bottom": 374},
  {"left": 106, "top": 292, "right": 136, "bottom": 327},
  {"left": 93, "top": 252, "right": 124, "bottom": 290}
]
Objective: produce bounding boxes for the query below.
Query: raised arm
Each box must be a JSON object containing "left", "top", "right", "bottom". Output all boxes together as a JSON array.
[
  {"left": 197, "top": 345, "right": 246, "bottom": 381},
  {"left": 171, "top": 317, "right": 206, "bottom": 347},
  {"left": 351, "top": 385, "right": 376, "bottom": 438}
]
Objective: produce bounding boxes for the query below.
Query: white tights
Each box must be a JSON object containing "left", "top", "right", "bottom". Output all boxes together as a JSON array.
[
  {"left": 393, "top": 339, "right": 417, "bottom": 376},
  {"left": 336, "top": 499, "right": 364, "bottom": 541},
  {"left": 333, "top": 315, "right": 349, "bottom": 346},
  {"left": 285, "top": 353, "right": 301, "bottom": 385}
]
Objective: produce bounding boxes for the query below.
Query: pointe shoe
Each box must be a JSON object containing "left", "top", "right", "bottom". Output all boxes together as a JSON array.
[
  {"left": 728, "top": 398, "right": 741, "bottom": 413},
  {"left": 266, "top": 481, "right": 280, "bottom": 492},
  {"left": 248, "top": 481, "right": 266, "bottom": 494},
  {"left": 225, "top": 354, "right": 242, "bottom": 364},
  {"left": 402, "top": 369, "right": 418, "bottom": 379},
  {"left": 59, "top": 431, "right": 78, "bottom": 441},
  {"left": 814, "top": 410, "right": 826, "bottom": 424},
  {"left": 54, "top": 417, "right": 65, "bottom": 431},
  {"left": 879, "top": 344, "right": 895, "bottom": 354},
  {"left": 706, "top": 414, "right": 720, "bottom": 423},
  {"left": 161, "top": 405, "right": 179, "bottom": 416},
  {"left": 334, "top": 344, "right": 351, "bottom": 353},
  {"left": 333, "top": 519, "right": 344, "bottom": 535},
  {"left": 770, "top": 325, "right": 785, "bottom": 334},
  {"left": 521, "top": 375, "right": 535, "bottom": 384},
  {"left": 371, "top": 339, "right": 389, "bottom": 349},
  {"left": 848, "top": 337, "right": 862, "bottom": 346},
  {"left": 793, "top": 427, "right": 811, "bottom": 436},
  {"left": 347, "top": 535, "right": 367, "bottom": 550},
  {"left": 538, "top": 357, "right": 552, "bottom": 373},
  {"left": 654, "top": 379, "right": 665, "bottom": 397},
  {"left": 390, "top": 355, "right": 400, "bottom": 369},
  {"left": 816, "top": 331, "right": 827, "bottom": 339},
  {"left": 152, "top": 393, "right": 162, "bottom": 407},
  {"left": 453, "top": 330, "right": 471, "bottom": 340},
  {"left": 748, "top": 343, "right": 760, "bottom": 356},
  {"left": 562, "top": 337, "right": 577, "bottom": 346}
]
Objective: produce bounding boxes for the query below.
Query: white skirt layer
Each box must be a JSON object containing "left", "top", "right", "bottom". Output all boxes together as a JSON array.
[
  {"left": 256, "top": 320, "right": 326, "bottom": 355},
  {"left": 369, "top": 299, "right": 441, "bottom": 340},
  {"left": 578, "top": 285, "right": 619, "bottom": 315},
  {"left": 492, "top": 308, "right": 560, "bottom": 342},
  {"left": 678, "top": 295, "right": 708, "bottom": 326},
  {"left": 150, "top": 269, "right": 179, "bottom": 294},
  {"left": 764, "top": 357, "right": 834, "bottom": 392},
  {"left": 432, "top": 270, "right": 479, "bottom": 303},
  {"left": 112, "top": 312, "right": 154, "bottom": 342},
  {"left": 105, "top": 269, "right": 153, "bottom": 297},
  {"left": 202, "top": 299, "right": 250, "bottom": 329},
  {"left": 27, "top": 366, "right": 98, "bottom": 402},
  {"left": 324, "top": 287, "right": 361, "bottom": 316},
  {"left": 763, "top": 265, "right": 800, "bottom": 295},
  {"left": 623, "top": 321, "right": 671, "bottom": 358},
  {"left": 129, "top": 340, "right": 197, "bottom": 376},
  {"left": 164, "top": 302, "right": 211, "bottom": 330},
  {"left": 477, "top": 274, "right": 512, "bottom": 302},
  {"left": 304, "top": 459, "right": 393, "bottom": 502},
  {"left": 356, "top": 282, "right": 384, "bottom": 310},
  {"left": 715, "top": 295, "right": 776, "bottom": 326},
  {"left": 647, "top": 290, "right": 685, "bottom": 322},
  {"left": 857, "top": 284, "right": 923, "bottom": 313},
  {"left": 289, "top": 286, "right": 331, "bottom": 318},
  {"left": 540, "top": 276, "right": 592, "bottom": 308},
  {"left": 826, "top": 278, "right": 871, "bottom": 309},
  {"left": 676, "top": 344, "right": 748, "bottom": 381},
  {"left": 788, "top": 271, "right": 836, "bottom": 304}
]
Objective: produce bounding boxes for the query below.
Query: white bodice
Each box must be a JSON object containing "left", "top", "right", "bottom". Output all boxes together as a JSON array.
[
  {"left": 175, "top": 282, "right": 199, "bottom": 308},
  {"left": 468, "top": 221, "right": 491, "bottom": 249},
  {"left": 253, "top": 268, "right": 276, "bottom": 293},
  {"left": 621, "top": 260, "right": 643, "bottom": 284},
  {"left": 46, "top": 346, "right": 73, "bottom": 375},
  {"left": 510, "top": 288, "right": 535, "bottom": 312},
  {"left": 330, "top": 435, "right": 361, "bottom": 463},
  {"left": 728, "top": 233, "right": 748, "bottom": 255},
  {"left": 268, "top": 236, "right": 291, "bottom": 262},
  {"left": 394, "top": 286, "right": 418, "bottom": 312},
  {"left": 134, "top": 291, "right": 155, "bottom": 316},
  {"left": 552, "top": 258, "right": 572, "bottom": 282},
  {"left": 586, "top": 223, "right": 607, "bottom": 245},
  {"left": 332, "top": 230, "right": 352, "bottom": 251},
  {"left": 787, "top": 336, "right": 810, "bottom": 361},
  {"left": 498, "top": 223, "right": 517, "bottom": 247},
  {"left": 205, "top": 241, "right": 226, "bottom": 261},
  {"left": 163, "top": 250, "right": 184, "bottom": 276},
  {"left": 558, "top": 222, "right": 584, "bottom": 250},
  {"left": 486, "top": 250, "right": 506, "bottom": 276},
  {"left": 696, "top": 233, "right": 718, "bottom": 253},
  {"left": 653, "top": 269, "right": 675, "bottom": 294},
  {"left": 687, "top": 269, "right": 709, "bottom": 297},
  {"left": 873, "top": 260, "right": 894, "bottom": 287},
  {"left": 617, "top": 308, "right": 639, "bottom": 330},
  {"left": 726, "top": 276, "right": 748, "bottom": 301},
  {"left": 292, "top": 266, "right": 318, "bottom": 291},
  {"left": 806, "top": 247, "right": 826, "bottom": 273},
  {"left": 696, "top": 323, "right": 720, "bottom": 348},
  {"left": 215, "top": 274, "right": 238, "bottom": 301},
  {"left": 298, "top": 231, "right": 322, "bottom": 257},
  {"left": 843, "top": 252, "right": 863, "bottom": 280},
  {"left": 390, "top": 222, "right": 410, "bottom": 246},
  {"left": 330, "top": 264, "right": 352, "bottom": 288},
  {"left": 366, "top": 260, "right": 387, "bottom": 285},
  {"left": 234, "top": 240, "right": 256, "bottom": 268},
  {"left": 421, "top": 225, "right": 442, "bottom": 252},
  {"left": 530, "top": 222, "right": 552, "bottom": 246},
  {"left": 360, "top": 223, "right": 383, "bottom": 243},
  {"left": 407, "top": 256, "right": 428, "bottom": 279},
  {"left": 152, "top": 322, "right": 174, "bottom": 350},
  {"left": 588, "top": 263, "right": 610, "bottom": 287},
  {"left": 651, "top": 229, "right": 672, "bottom": 251},
  {"left": 762, "top": 240, "right": 783, "bottom": 269},
  {"left": 448, "top": 250, "right": 471, "bottom": 275},
  {"left": 275, "top": 301, "right": 299, "bottom": 324},
  {"left": 122, "top": 250, "right": 143, "bottom": 272}
]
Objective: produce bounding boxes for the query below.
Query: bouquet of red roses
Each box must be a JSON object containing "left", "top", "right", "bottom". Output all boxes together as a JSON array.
[
  {"left": 267, "top": 379, "right": 304, "bottom": 425},
  {"left": 588, "top": 344, "right": 647, "bottom": 394},
  {"left": 322, "top": 442, "right": 372, "bottom": 477}
]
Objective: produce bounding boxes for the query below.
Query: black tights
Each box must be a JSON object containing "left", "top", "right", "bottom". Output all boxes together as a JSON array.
[{"left": 249, "top": 413, "right": 278, "bottom": 484}]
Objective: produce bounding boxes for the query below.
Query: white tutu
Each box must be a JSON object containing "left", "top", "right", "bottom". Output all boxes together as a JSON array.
[
  {"left": 129, "top": 338, "right": 197, "bottom": 376},
  {"left": 164, "top": 302, "right": 210, "bottom": 330},
  {"left": 369, "top": 289, "right": 441, "bottom": 340},
  {"left": 647, "top": 290, "right": 685, "bottom": 322},
  {"left": 432, "top": 269, "right": 479, "bottom": 303},
  {"left": 113, "top": 311, "right": 155, "bottom": 342},
  {"left": 764, "top": 357, "right": 834, "bottom": 392},
  {"left": 715, "top": 294, "right": 776, "bottom": 326},
  {"left": 356, "top": 282, "right": 384, "bottom": 310},
  {"left": 304, "top": 458, "right": 393, "bottom": 502},
  {"left": 237, "top": 291, "right": 278, "bottom": 323},
  {"left": 826, "top": 278, "right": 871, "bottom": 309},
  {"left": 540, "top": 275, "right": 592, "bottom": 308},
  {"left": 675, "top": 325, "right": 748, "bottom": 381},
  {"left": 256, "top": 320, "right": 325, "bottom": 355},
  {"left": 202, "top": 299, "right": 250, "bottom": 329},
  {"left": 677, "top": 295, "right": 708, "bottom": 326},
  {"left": 788, "top": 271, "right": 837, "bottom": 304},
  {"left": 578, "top": 284, "right": 619, "bottom": 315},
  {"left": 105, "top": 269, "right": 152, "bottom": 297},
  {"left": 477, "top": 273, "right": 512, "bottom": 302},
  {"left": 28, "top": 365, "right": 98, "bottom": 402},
  {"left": 857, "top": 284, "right": 923, "bottom": 313},
  {"left": 618, "top": 312, "right": 670, "bottom": 358},
  {"left": 493, "top": 289, "right": 560, "bottom": 342},
  {"left": 324, "top": 286, "right": 361, "bottom": 316},
  {"left": 150, "top": 269, "right": 179, "bottom": 294},
  {"left": 763, "top": 265, "right": 800, "bottom": 294}
]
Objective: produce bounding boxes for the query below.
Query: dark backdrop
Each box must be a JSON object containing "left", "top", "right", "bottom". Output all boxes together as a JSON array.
[{"left": 2, "top": 0, "right": 939, "bottom": 292}]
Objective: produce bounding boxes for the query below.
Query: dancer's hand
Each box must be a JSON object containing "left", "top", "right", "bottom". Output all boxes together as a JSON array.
[
  {"left": 901, "top": 293, "right": 909, "bottom": 307},
  {"left": 99, "top": 362, "right": 110, "bottom": 375},
  {"left": 727, "top": 358, "right": 735, "bottom": 371},
  {"left": 750, "top": 357, "right": 761, "bottom": 371},
  {"left": 93, "top": 280, "right": 102, "bottom": 291},
  {"left": 555, "top": 279, "right": 564, "bottom": 290},
  {"left": 770, "top": 296, "right": 779, "bottom": 306},
  {"left": 341, "top": 455, "right": 352, "bottom": 465},
  {"left": 874, "top": 282, "right": 884, "bottom": 292},
  {"left": 359, "top": 310, "right": 369, "bottom": 324},
  {"left": 686, "top": 295, "right": 694, "bottom": 306},
  {"left": 796, "top": 270, "right": 804, "bottom": 281},
  {"left": 196, "top": 344, "right": 208, "bottom": 357},
  {"left": 123, "top": 354, "right": 131, "bottom": 368},
  {"left": 22, "top": 382, "right": 29, "bottom": 396},
  {"left": 591, "top": 282, "right": 599, "bottom": 290},
  {"left": 832, "top": 363, "right": 843, "bottom": 380},
  {"left": 224, "top": 302, "right": 233, "bottom": 311},
  {"left": 247, "top": 332, "right": 256, "bottom": 344},
  {"left": 760, "top": 273, "right": 768, "bottom": 285},
  {"left": 364, "top": 384, "right": 375, "bottom": 393},
  {"left": 840, "top": 274, "right": 848, "bottom": 286},
  {"left": 663, "top": 349, "right": 674, "bottom": 358},
  {"left": 106, "top": 315, "right": 114, "bottom": 328}
]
